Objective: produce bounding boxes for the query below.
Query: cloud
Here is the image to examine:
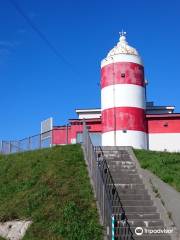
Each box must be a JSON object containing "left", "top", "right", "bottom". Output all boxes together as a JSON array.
[
  {"left": 0, "top": 41, "right": 15, "bottom": 48},
  {"left": 0, "top": 49, "right": 11, "bottom": 56},
  {"left": 0, "top": 49, "right": 11, "bottom": 65},
  {"left": 0, "top": 40, "right": 21, "bottom": 48},
  {"left": 17, "top": 28, "right": 27, "bottom": 34},
  {"left": 29, "top": 12, "right": 39, "bottom": 19},
  {"left": 0, "top": 40, "right": 16, "bottom": 65}
]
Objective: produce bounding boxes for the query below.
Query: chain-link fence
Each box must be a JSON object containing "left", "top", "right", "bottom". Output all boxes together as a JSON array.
[
  {"left": 82, "top": 121, "right": 134, "bottom": 240},
  {"left": 0, "top": 130, "right": 52, "bottom": 154}
]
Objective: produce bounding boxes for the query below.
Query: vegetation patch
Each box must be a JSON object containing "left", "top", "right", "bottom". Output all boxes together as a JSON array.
[
  {"left": 0, "top": 145, "right": 102, "bottom": 240},
  {"left": 134, "top": 149, "right": 180, "bottom": 192}
]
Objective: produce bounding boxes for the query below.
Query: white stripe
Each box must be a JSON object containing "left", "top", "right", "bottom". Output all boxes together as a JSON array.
[
  {"left": 101, "top": 84, "right": 145, "bottom": 110},
  {"left": 101, "top": 54, "right": 143, "bottom": 68},
  {"left": 102, "top": 130, "right": 147, "bottom": 149},
  {"left": 149, "top": 133, "right": 180, "bottom": 152}
]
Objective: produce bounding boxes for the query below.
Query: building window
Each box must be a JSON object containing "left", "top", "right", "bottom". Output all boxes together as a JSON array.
[
  {"left": 121, "top": 73, "right": 125, "bottom": 78},
  {"left": 76, "top": 132, "right": 102, "bottom": 146}
]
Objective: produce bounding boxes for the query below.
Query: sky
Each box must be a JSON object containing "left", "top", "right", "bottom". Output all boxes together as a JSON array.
[{"left": 0, "top": 0, "right": 180, "bottom": 140}]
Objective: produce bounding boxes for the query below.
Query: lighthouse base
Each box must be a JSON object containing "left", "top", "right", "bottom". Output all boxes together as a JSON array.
[{"left": 102, "top": 130, "right": 147, "bottom": 149}]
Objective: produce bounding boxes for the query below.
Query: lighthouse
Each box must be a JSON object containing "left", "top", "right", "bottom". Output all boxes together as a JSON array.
[{"left": 101, "top": 32, "right": 147, "bottom": 149}]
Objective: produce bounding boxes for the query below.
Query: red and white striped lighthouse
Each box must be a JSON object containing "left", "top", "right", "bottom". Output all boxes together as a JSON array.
[{"left": 101, "top": 32, "right": 147, "bottom": 149}]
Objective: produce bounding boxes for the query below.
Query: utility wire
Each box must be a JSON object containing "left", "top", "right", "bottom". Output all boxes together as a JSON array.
[{"left": 8, "top": 0, "right": 79, "bottom": 74}]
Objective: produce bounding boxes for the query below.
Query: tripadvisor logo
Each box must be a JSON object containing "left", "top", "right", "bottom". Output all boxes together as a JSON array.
[
  {"left": 135, "top": 227, "right": 174, "bottom": 235},
  {"left": 135, "top": 227, "right": 143, "bottom": 236}
]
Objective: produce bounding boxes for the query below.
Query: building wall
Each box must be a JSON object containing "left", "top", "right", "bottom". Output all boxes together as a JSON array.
[
  {"left": 52, "top": 120, "right": 102, "bottom": 145},
  {"left": 70, "top": 121, "right": 101, "bottom": 144},
  {"left": 52, "top": 127, "right": 70, "bottom": 145},
  {"left": 78, "top": 113, "right": 101, "bottom": 119},
  {"left": 148, "top": 133, "right": 180, "bottom": 152},
  {"left": 52, "top": 116, "right": 180, "bottom": 152},
  {"left": 148, "top": 117, "right": 180, "bottom": 152}
]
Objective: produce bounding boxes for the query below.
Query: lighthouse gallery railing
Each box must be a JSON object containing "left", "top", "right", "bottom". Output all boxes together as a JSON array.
[{"left": 82, "top": 121, "right": 134, "bottom": 240}]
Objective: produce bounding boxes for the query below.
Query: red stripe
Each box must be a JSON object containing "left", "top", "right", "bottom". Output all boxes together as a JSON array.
[
  {"left": 101, "top": 62, "right": 144, "bottom": 88},
  {"left": 102, "top": 107, "right": 147, "bottom": 133},
  {"left": 148, "top": 119, "right": 180, "bottom": 133}
]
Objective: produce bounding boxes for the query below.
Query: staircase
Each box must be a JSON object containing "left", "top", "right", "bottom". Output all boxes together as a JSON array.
[{"left": 100, "top": 147, "right": 173, "bottom": 240}]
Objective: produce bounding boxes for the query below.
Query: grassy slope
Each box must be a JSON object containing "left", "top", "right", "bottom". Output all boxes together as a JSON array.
[
  {"left": 134, "top": 149, "right": 180, "bottom": 192},
  {"left": 0, "top": 145, "right": 102, "bottom": 240}
]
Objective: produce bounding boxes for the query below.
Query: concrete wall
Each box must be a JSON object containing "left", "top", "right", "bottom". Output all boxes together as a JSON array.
[
  {"left": 149, "top": 133, "right": 180, "bottom": 152},
  {"left": 147, "top": 117, "right": 180, "bottom": 152}
]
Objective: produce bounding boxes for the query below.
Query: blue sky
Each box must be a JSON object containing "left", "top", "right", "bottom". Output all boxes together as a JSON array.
[{"left": 0, "top": 0, "right": 180, "bottom": 140}]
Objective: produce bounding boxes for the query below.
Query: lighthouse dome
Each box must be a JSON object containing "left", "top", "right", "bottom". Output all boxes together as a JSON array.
[
  {"left": 101, "top": 32, "right": 142, "bottom": 67},
  {"left": 107, "top": 33, "right": 138, "bottom": 57}
]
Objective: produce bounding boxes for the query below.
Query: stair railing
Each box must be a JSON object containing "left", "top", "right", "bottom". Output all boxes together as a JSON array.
[{"left": 82, "top": 121, "right": 134, "bottom": 240}]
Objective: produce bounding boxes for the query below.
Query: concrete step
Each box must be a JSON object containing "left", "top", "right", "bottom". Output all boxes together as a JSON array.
[
  {"left": 114, "top": 226, "right": 172, "bottom": 239},
  {"left": 120, "top": 194, "right": 151, "bottom": 200},
  {"left": 118, "top": 189, "right": 148, "bottom": 195},
  {"left": 126, "top": 212, "right": 160, "bottom": 220},
  {"left": 108, "top": 161, "right": 135, "bottom": 166},
  {"left": 115, "top": 183, "right": 146, "bottom": 188},
  {"left": 109, "top": 169, "right": 138, "bottom": 174},
  {"left": 113, "top": 235, "right": 171, "bottom": 240},
  {"left": 120, "top": 200, "right": 154, "bottom": 206},
  {"left": 109, "top": 172, "right": 139, "bottom": 177},
  {"left": 130, "top": 226, "right": 173, "bottom": 240},
  {"left": 112, "top": 200, "right": 154, "bottom": 207},
  {"left": 102, "top": 151, "right": 129, "bottom": 154},
  {"left": 128, "top": 219, "right": 164, "bottom": 227},
  {"left": 101, "top": 148, "right": 173, "bottom": 239},
  {"left": 113, "top": 206, "right": 157, "bottom": 213},
  {"left": 104, "top": 152, "right": 130, "bottom": 155},
  {"left": 105, "top": 155, "right": 132, "bottom": 160},
  {"left": 115, "top": 183, "right": 146, "bottom": 191},
  {"left": 109, "top": 164, "right": 136, "bottom": 170},
  {"left": 133, "top": 234, "right": 172, "bottom": 240},
  {"left": 113, "top": 176, "right": 143, "bottom": 184}
]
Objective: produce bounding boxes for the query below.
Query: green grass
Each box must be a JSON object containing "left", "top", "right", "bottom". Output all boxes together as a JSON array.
[
  {"left": 134, "top": 149, "right": 180, "bottom": 192},
  {"left": 0, "top": 145, "right": 102, "bottom": 240}
]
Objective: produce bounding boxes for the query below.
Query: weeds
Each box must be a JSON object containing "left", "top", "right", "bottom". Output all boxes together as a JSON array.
[
  {"left": 0, "top": 145, "right": 102, "bottom": 240},
  {"left": 134, "top": 149, "right": 180, "bottom": 192}
]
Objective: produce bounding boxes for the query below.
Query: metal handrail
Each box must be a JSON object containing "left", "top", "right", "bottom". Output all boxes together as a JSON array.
[
  {"left": 95, "top": 146, "right": 134, "bottom": 239},
  {"left": 82, "top": 121, "right": 134, "bottom": 239}
]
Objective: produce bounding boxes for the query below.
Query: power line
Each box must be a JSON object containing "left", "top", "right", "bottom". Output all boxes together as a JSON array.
[{"left": 8, "top": 0, "right": 78, "bottom": 74}]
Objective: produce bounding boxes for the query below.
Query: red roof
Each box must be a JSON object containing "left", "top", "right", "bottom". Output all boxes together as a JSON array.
[{"left": 146, "top": 114, "right": 180, "bottom": 118}]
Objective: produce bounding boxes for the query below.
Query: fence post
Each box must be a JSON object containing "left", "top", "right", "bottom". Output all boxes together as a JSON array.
[
  {"left": 9, "top": 141, "right": 11, "bottom": 154},
  {"left": 39, "top": 134, "right": 42, "bottom": 149},
  {"left": 66, "top": 124, "right": 68, "bottom": 144},
  {"left": 82, "top": 119, "right": 86, "bottom": 145},
  {"left": 28, "top": 137, "right": 31, "bottom": 151},
  {"left": 102, "top": 183, "right": 105, "bottom": 224},
  {"left": 50, "top": 130, "right": 53, "bottom": 147},
  {"left": 18, "top": 141, "right": 20, "bottom": 152},
  {"left": 112, "top": 215, "right": 115, "bottom": 240},
  {"left": 0, "top": 140, "right": 2, "bottom": 154},
  {"left": 0, "top": 140, "right": 2, "bottom": 153}
]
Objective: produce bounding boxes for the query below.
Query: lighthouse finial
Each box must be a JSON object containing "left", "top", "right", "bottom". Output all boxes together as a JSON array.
[{"left": 119, "top": 30, "right": 127, "bottom": 37}]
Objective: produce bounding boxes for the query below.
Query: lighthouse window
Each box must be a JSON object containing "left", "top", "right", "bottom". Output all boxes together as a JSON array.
[
  {"left": 121, "top": 73, "right": 125, "bottom": 78},
  {"left": 163, "top": 122, "right": 168, "bottom": 127}
]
